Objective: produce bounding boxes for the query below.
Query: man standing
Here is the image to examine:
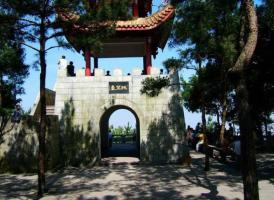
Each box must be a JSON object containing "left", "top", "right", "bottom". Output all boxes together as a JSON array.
[
  {"left": 67, "top": 61, "right": 76, "bottom": 76},
  {"left": 58, "top": 55, "right": 67, "bottom": 70}
]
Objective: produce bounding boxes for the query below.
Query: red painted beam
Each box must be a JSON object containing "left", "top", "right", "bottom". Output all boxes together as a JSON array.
[
  {"left": 132, "top": 0, "right": 139, "bottom": 17},
  {"left": 85, "top": 50, "right": 91, "bottom": 76},
  {"left": 145, "top": 38, "right": 152, "bottom": 75}
]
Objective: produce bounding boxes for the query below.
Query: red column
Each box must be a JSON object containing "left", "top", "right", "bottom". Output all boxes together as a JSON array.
[
  {"left": 145, "top": 38, "right": 152, "bottom": 75},
  {"left": 85, "top": 50, "right": 91, "bottom": 76},
  {"left": 132, "top": 0, "right": 139, "bottom": 17}
]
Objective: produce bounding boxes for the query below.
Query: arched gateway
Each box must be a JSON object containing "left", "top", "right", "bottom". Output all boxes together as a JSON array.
[
  {"left": 100, "top": 105, "right": 140, "bottom": 157},
  {"left": 52, "top": 1, "right": 188, "bottom": 163}
]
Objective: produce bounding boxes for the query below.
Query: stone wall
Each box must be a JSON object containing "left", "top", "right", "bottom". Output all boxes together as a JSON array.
[
  {"left": 0, "top": 116, "right": 59, "bottom": 173},
  {"left": 54, "top": 67, "right": 188, "bottom": 163}
]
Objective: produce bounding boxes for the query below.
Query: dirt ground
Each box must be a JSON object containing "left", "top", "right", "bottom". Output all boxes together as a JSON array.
[{"left": 0, "top": 151, "right": 273, "bottom": 200}]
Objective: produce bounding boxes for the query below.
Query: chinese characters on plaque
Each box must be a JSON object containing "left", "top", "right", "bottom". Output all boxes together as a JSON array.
[{"left": 109, "top": 82, "right": 129, "bottom": 94}]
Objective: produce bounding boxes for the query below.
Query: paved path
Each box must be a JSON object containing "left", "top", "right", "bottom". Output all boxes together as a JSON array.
[
  {"left": 102, "top": 144, "right": 138, "bottom": 158},
  {"left": 0, "top": 152, "right": 273, "bottom": 200}
]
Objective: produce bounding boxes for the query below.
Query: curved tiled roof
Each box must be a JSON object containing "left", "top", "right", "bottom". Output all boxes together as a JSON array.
[
  {"left": 116, "top": 5, "right": 175, "bottom": 31},
  {"left": 58, "top": 5, "right": 175, "bottom": 32}
]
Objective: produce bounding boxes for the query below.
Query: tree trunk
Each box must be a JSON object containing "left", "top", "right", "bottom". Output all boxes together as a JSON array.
[
  {"left": 231, "top": 0, "right": 258, "bottom": 73},
  {"left": 0, "top": 78, "right": 2, "bottom": 108},
  {"left": 202, "top": 107, "right": 209, "bottom": 171},
  {"left": 237, "top": 77, "right": 259, "bottom": 200},
  {"left": 0, "top": 74, "right": 4, "bottom": 140},
  {"left": 231, "top": 0, "right": 259, "bottom": 199},
  {"left": 264, "top": 116, "right": 267, "bottom": 136},
  {"left": 264, "top": 115, "right": 272, "bottom": 150},
  {"left": 219, "top": 96, "right": 228, "bottom": 144},
  {"left": 216, "top": 109, "right": 220, "bottom": 126},
  {"left": 201, "top": 107, "right": 206, "bottom": 134},
  {"left": 38, "top": 14, "right": 47, "bottom": 197}
]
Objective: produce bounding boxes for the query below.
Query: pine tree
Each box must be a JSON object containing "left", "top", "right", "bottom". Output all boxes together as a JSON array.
[
  {"left": 1, "top": 0, "right": 131, "bottom": 196},
  {"left": 0, "top": 6, "right": 29, "bottom": 142},
  {"left": 142, "top": 1, "right": 260, "bottom": 198}
]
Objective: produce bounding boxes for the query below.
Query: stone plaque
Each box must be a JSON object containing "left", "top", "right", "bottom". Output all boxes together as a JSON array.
[{"left": 109, "top": 82, "right": 129, "bottom": 94}]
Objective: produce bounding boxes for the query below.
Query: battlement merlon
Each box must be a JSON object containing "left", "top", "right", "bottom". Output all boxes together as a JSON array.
[{"left": 57, "top": 67, "right": 166, "bottom": 78}]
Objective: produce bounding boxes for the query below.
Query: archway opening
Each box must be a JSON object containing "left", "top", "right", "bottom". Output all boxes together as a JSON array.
[{"left": 100, "top": 106, "right": 140, "bottom": 158}]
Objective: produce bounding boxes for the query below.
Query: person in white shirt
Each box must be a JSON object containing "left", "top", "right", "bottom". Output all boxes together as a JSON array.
[{"left": 58, "top": 55, "right": 68, "bottom": 70}]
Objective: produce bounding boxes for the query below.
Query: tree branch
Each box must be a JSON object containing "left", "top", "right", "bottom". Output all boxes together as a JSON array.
[
  {"left": 20, "top": 30, "right": 39, "bottom": 41},
  {"left": 18, "top": 18, "right": 40, "bottom": 26},
  {"left": 46, "top": 31, "right": 64, "bottom": 40},
  {"left": 20, "top": 42, "right": 40, "bottom": 52},
  {"left": 45, "top": 45, "right": 68, "bottom": 52}
]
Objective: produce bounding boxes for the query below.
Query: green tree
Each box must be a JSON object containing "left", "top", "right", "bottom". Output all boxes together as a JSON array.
[
  {"left": 142, "top": 0, "right": 260, "bottom": 198},
  {"left": 228, "top": 0, "right": 259, "bottom": 199},
  {"left": 0, "top": 7, "right": 29, "bottom": 143},
  {"left": 177, "top": 0, "right": 259, "bottom": 198},
  {"left": 112, "top": 126, "right": 124, "bottom": 136},
  {"left": 173, "top": 0, "right": 239, "bottom": 141},
  {"left": 177, "top": 0, "right": 260, "bottom": 198},
  {"left": 124, "top": 122, "right": 133, "bottom": 135},
  {"left": 170, "top": 0, "right": 240, "bottom": 171},
  {"left": 0, "top": 0, "right": 67, "bottom": 195},
  {"left": 55, "top": 0, "right": 131, "bottom": 52},
  {"left": 1, "top": 0, "right": 131, "bottom": 196},
  {"left": 247, "top": 0, "right": 274, "bottom": 148}
]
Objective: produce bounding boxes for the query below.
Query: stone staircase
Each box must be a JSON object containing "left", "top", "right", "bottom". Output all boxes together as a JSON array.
[{"left": 30, "top": 88, "right": 56, "bottom": 120}]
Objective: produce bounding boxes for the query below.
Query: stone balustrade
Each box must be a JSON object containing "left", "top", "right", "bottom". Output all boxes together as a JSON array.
[{"left": 57, "top": 67, "right": 164, "bottom": 78}]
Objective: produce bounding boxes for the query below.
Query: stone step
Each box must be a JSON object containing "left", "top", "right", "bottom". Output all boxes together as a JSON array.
[
  {"left": 100, "top": 157, "right": 140, "bottom": 166},
  {"left": 46, "top": 105, "right": 55, "bottom": 115}
]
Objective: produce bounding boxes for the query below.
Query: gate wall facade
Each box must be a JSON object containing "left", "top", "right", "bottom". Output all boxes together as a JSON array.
[{"left": 54, "top": 68, "right": 188, "bottom": 163}]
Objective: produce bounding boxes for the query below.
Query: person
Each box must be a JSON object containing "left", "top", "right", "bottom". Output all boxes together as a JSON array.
[
  {"left": 160, "top": 69, "right": 164, "bottom": 75},
  {"left": 231, "top": 139, "right": 241, "bottom": 161},
  {"left": 229, "top": 138, "right": 241, "bottom": 168},
  {"left": 58, "top": 55, "right": 67, "bottom": 70},
  {"left": 11, "top": 103, "right": 22, "bottom": 123},
  {"left": 67, "top": 61, "right": 75, "bottom": 76},
  {"left": 196, "top": 132, "right": 205, "bottom": 152},
  {"left": 195, "top": 122, "right": 202, "bottom": 135},
  {"left": 221, "top": 136, "right": 230, "bottom": 162},
  {"left": 228, "top": 123, "right": 234, "bottom": 136},
  {"left": 186, "top": 126, "right": 193, "bottom": 147},
  {"left": 212, "top": 122, "right": 220, "bottom": 145},
  {"left": 108, "top": 130, "right": 113, "bottom": 148},
  {"left": 141, "top": 70, "right": 145, "bottom": 75},
  {"left": 106, "top": 70, "right": 111, "bottom": 76}
]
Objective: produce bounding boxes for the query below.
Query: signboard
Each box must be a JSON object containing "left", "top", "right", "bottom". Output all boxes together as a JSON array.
[{"left": 109, "top": 82, "right": 129, "bottom": 94}]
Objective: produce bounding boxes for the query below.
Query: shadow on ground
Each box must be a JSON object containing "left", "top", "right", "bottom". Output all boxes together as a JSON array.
[{"left": 0, "top": 152, "right": 273, "bottom": 200}]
